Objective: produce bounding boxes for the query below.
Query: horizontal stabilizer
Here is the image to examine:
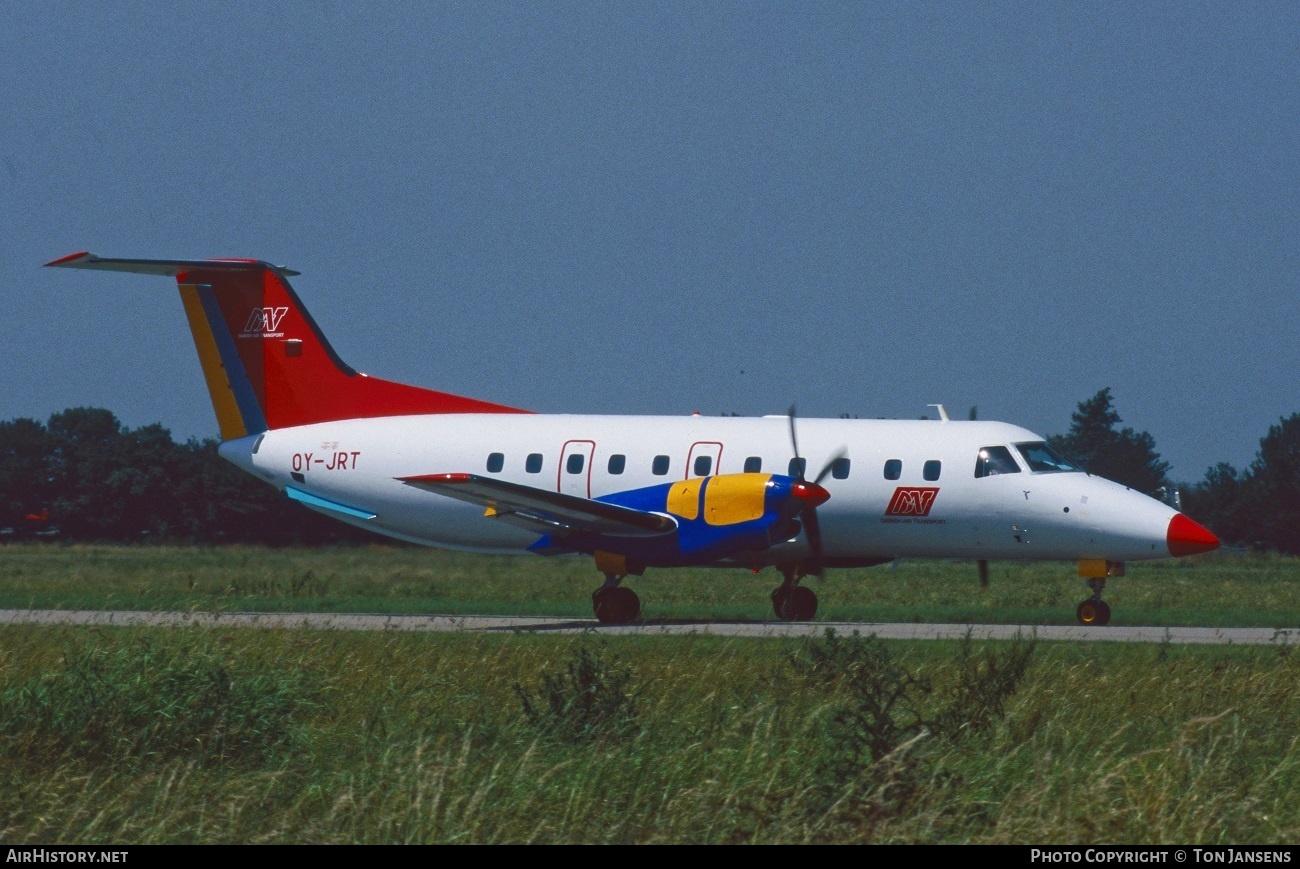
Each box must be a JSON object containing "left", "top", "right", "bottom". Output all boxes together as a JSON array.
[{"left": 46, "top": 251, "right": 301, "bottom": 277}]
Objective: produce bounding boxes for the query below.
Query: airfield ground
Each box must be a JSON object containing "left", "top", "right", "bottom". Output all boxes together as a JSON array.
[
  {"left": 0, "top": 543, "right": 1295, "bottom": 628},
  {"left": 0, "top": 545, "right": 1296, "bottom": 843}
]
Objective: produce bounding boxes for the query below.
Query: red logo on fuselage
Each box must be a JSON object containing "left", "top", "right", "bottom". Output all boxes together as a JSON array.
[{"left": 885, "top": 487, "right": 939, "bottom": 516}]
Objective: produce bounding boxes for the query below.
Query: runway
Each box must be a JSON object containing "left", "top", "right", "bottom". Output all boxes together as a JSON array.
[{"left": 0, "top": 609, "right": 1295, "bottom": 646}]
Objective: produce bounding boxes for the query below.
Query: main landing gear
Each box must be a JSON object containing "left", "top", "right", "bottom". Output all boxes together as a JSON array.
[
  {"left": 1076, "top": 577, "right": 1111, "bottom": 626},
  {"left": 592, "top": 574, "right": 640, "bottom": 625},
  {"left": 771, "top": 566, "right": 818, "bottom": 622}
]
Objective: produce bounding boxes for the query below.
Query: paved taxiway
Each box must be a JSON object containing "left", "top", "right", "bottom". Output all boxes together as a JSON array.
[{"left": 0, "top": 609, "right": 1295, "bottom": 645}]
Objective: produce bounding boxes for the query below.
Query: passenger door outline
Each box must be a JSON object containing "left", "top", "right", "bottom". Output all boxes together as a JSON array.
[{"left": 558, "top": 440, "right": 596, "bottom": 498}]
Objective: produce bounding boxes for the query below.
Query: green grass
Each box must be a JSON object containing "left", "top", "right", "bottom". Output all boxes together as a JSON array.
[
  {"left": 0, "top": 625, "right": 1296, "bottom": 843},
  {"left": 0, "top": 543, "right": 1296, "bottom": 627},
  {"left": 2, "top": 546, "right": 1295, "bottom": 843}
]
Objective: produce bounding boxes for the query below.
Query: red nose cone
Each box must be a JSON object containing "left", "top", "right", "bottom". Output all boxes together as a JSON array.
[
  {"left": 791, "top": 481, "right": 831, "bottom": 509},
  {"left": 1167, "top": 513, "right": 1220, "bottom": 557}
]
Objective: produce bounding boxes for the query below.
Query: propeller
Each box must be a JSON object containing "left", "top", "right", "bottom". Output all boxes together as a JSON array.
[{"left": 785, "top": 406, "right": 846, "bottom": 577}]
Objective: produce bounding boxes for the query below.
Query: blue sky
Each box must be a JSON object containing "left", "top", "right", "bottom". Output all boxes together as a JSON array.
[{"left": 3, "top": 2, "right": 1296, "bottom": 481}]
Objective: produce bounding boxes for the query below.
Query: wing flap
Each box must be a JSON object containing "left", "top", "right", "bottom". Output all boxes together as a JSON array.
[{"left": 399, "top": 473, "right": 676, "bottom": 538}]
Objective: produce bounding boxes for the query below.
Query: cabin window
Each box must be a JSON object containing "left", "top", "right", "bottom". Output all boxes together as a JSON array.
[
  {"left": 744, "top": 456, "right": 762, "bottom": 473},
  {"left": 788, "top": 458, "right": 807, "bottom": 478},
  {"left": 526, "top": 453, "right": 543, "bottom": 474},
  {"left": 608, "top": 454, "right": 626, "bottom": 474},
  {"left": 566, "top": 454, "right": 585, "bottom": 475},
  {"left": 923, "top": 460, "right": 942, "bottom": 481},
  {"left": 486, "top": 452, "right": 504, "bottom": 473},
  {"left": 652, "top": 455, "right": 671, "bottom": 476},
  {"left": 974, "top": 446, "right": 1020, "bottom": 478},
  {"left": 693, "top": 455, "right": 713, "bottom": 476},
  {"left": 831, "top": 457, "right": 851, "bottom": 480},
  {"left": 884, "top": 459, "right": 902, "bottom": 480}
]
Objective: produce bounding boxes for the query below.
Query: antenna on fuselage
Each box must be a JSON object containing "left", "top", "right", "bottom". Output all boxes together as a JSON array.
[{"left": 928, "top": 404, "right": 950, "bottom": 422}]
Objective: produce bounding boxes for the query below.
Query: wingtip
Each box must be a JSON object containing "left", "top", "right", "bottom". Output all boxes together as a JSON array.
[{"left": 44, "top": 251, "right": 92, "bottom": 268}]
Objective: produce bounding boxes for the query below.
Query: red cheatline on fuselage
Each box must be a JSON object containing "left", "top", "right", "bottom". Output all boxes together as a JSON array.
[{"left": 1166, "top": 513, "right": 1220, "bottom": 557}]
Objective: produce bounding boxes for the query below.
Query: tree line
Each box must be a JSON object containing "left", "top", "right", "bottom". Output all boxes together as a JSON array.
[
  {"left": 0, "top": 397, "right": 1295, "bottom": 553},
  {"left": 0, "top": 408, "right": 370, "bottom": 545}
]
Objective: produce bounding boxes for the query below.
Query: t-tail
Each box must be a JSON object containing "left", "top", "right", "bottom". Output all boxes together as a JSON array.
[{"left": 46, "top": 252, "right": 527, "bottom": 440}]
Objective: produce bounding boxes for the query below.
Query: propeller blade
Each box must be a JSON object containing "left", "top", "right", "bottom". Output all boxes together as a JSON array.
[
  {"left": 812, "top": 446, "right": 848, "bottom": 486},
  {"left": 804, "top": 508, "right": 825, "bottom": 577},
  {"left": 785, "top": 406, "right": 837, "bottom": 576},
  {"left": 786, "top": 404, "right": 801, "bottom": 475}
]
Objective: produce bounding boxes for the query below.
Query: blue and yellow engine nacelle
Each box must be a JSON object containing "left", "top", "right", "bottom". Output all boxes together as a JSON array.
[{"left": 530, "top": 473, "right": 829, "bottom": 570}]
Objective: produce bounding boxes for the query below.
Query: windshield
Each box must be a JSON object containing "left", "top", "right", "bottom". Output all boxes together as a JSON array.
[{"left": 1015, "top": 441, "right": 1082, "bottom": 473}]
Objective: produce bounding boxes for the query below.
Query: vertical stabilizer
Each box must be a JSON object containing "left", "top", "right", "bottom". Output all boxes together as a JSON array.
[{"left": 46, "top": 252, "right": 528, "bottom": 439}]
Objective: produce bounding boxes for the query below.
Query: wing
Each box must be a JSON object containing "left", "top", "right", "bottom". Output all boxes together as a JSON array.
[{"left": 398, "top": 473, "right": 676, "bottom": 538}]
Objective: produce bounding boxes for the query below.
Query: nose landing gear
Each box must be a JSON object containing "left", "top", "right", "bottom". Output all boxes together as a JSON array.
[
  {"left": 1076, "top": 560, "right": 1123, "bottom": 626},
  {"left": 772, "top": 565, "right": 818, "bottom": 621},
  {"left": 1076, "top": 577, "right": 1111, "bottom": 626}
]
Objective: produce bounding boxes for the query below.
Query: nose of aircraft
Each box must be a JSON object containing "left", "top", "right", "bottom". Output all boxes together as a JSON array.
[
  {"left": 790, "top": 480, "right": 831, "bottom": 509},
  {"left": 1167, "top": 513, "right": 1220, "bottom": 557}
]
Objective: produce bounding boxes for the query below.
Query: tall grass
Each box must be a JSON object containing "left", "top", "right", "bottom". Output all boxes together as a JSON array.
[
  {"left": 0, "top": 638, "right": 318, "bottom": 767},
  {"left": 0, "top": 625, "right": 1295, "bottom": 843}
]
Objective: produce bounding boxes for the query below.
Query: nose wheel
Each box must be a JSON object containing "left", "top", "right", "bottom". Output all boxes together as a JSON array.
[
  {"left": 592, "top": 574, "right": 640, "bottom": 624},
  {"left": 772, "top": 566, "right": 818, "bottom": 621},
  {"left": 1076, "top": 578, "right": 1111, "bottom": 626}
]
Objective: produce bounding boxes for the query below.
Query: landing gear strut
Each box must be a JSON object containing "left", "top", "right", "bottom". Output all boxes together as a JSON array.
[
  {"left": 592, "top": 574, "right": 640, "bottom": 625},
  {"left": 771, "top": 566, "right": 818, "bottom": 622},
  {"left": 1076, "top": 577, "right": 1111, "bottom": 626}
]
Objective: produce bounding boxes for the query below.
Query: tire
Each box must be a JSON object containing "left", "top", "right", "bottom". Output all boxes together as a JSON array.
[
  {"left": 773, "top": 585, "right": 818, "bottom": 621},
  {"left": 1077, "top": 599, "right": 1111, "bottom": 626},
  {"left": 788, "top": 586, "right": 818, "bottom": 621},
  {"left": 594, "top": 586, "right": 639, "bottom": 624},
  {"left": 771, "top": 586, "right": 793, "bottom": 621}
]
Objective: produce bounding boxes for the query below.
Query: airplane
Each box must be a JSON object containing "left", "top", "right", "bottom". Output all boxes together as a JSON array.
[{"left": 45, "top": 252, "right": 1221, "bottom": 626}]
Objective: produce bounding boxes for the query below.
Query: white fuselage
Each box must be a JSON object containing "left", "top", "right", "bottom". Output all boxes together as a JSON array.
[{"left": 219, "top": 414, "right": 1182, "bottom": 566}]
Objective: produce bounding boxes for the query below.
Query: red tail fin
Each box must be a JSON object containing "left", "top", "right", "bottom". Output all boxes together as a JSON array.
[{"left": 46, "top": 253, "right": 528, "bottom": 439}]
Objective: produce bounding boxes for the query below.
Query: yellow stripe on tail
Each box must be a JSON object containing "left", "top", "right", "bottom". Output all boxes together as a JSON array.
[{"left": 179, "top": 284, "right": 250, "bottom": 441}]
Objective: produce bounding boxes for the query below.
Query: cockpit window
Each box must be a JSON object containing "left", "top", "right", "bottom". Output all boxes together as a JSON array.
[
  {"left": 1015, "top": 441, "right": 1082, "bottom": 473},
  {"left": 975, "top": 446, "right": 1021, "bottom": 478}
]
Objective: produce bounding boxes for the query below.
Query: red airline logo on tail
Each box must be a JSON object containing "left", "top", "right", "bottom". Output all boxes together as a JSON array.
[{"left": 241, "top": 306, "right": 289, "bottom": 338}]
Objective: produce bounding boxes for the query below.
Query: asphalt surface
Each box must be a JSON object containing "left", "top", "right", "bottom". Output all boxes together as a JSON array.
[{"left": 0, "top": 609, "right": 1295, "bottom": 646}]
